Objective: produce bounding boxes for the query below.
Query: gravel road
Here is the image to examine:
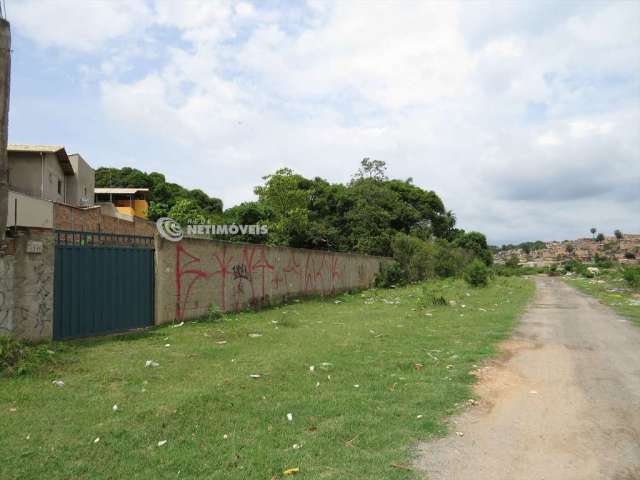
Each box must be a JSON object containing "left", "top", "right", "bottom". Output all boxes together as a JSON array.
[{"left": 416, "top": 276, "right": 640, "bottom": 480}]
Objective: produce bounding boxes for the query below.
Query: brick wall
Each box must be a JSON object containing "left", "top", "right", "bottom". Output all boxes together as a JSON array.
[{"left": 53, "top": 203, "right": 156, "bottom": 236}]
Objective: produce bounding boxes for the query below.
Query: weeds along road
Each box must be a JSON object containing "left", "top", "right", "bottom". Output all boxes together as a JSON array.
[{"left": 417, "top": 276, "right": 640, "bottom": 480}]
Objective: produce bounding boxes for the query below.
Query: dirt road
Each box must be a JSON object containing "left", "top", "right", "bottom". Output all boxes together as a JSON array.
[{"left": 416, "top": 276, "right": 640, "bottom": 480}]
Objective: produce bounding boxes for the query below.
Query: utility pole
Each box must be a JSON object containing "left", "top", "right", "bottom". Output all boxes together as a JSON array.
[{"left": 0, "top": 13, "right": 10, "bottom": 241}]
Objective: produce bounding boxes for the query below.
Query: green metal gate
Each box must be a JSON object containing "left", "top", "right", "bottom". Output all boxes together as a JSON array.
[{"left": 54, "top": 230, "right": 155, "bottom": 340}]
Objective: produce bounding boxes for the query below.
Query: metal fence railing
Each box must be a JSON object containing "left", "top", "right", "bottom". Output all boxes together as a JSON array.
[{"left": 54, "top": 230, "right": 154, "bottom": 248}]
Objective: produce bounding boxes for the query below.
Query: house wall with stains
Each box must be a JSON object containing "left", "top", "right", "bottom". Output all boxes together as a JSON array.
[
  {"left": 0, "top": 229, "right": 54, "bottom": 341},
  {"left": 155, "top": 236, "right": 389, "bottom": 324}
]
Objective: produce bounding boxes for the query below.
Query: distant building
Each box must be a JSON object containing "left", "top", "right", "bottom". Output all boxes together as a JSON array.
[
  {"left": 94, "top": 188, "right": 149, "bottom": 219},
  {"left": 4, "top": 144, "right": 154, "bottom": 235},
  {"left": 7, "top": 144, "right": 94, "bottom": 206}
]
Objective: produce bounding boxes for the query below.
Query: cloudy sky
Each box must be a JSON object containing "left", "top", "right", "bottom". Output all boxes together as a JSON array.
[{"left": 6, "top": 0, "right": 640, "bottom": 245}]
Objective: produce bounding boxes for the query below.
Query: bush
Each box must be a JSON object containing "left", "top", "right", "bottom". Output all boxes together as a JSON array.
[
  {"left": 390, "top": 233, "right": 436, "bottom": 283},
  {"left": 594, "top": 255, "right": 614, "bottom": 268},
  {"left": 623, "top": 267, "right": 640, "bottom": 289},
  {"left": 464, "top": 259, "right": 489, "bottom": 287},
  {"left": 505, "top": 255, "right": 520, "bottom": 268},
  {"left": 375, "top": 261, "right": 406, "bottom": 288},
  {"left": 434, "top": 242, "right": 468, "bottom": 278},
  {"left": 624, "top": 252, "right": 636, "bottom": 260},
  {"left": 417, "top": 283, "right": 448, "bottom": 308},
  {"left": 492, "top": 264, "right": 519, "bottom": 277},
  {"left": 0, "top": 336, "right": 24, "bottom": 375},
  {"left": 389, "top": 233, "right": 473, "bottom": 284},
  {"left": 547, "top": 265, "right": 560, "bottom": 276},
  {"left": 0, "top": 336, "right": 58, "bottom": 377},
  {"left": 207, "top": 304, "right": 225, "bottom": 322},
  {"left": 563, "top": 259, "right": 588, "bottom": 275}
]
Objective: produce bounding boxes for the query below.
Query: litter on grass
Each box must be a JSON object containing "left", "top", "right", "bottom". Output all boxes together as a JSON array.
[
  {"left": 52, "top": 380, "right": 65, "bottom": 388},
  {"left": 157, "top": 440, "right": 167, "bottom": 447},
  {"left": 145, "top": 360, "right": 160, "bottom": 368},
  {"left": 172, "top": 322, "right": 184, "bottom": 328},
  {"left": 283, "top": 467, "right": 300, "bottom": 475},
  {"left": 286, "top": 413, "right": 293, "bottom": 422},
  {"left": 112, "top": 404, "right": 118, "bottom": 412}
]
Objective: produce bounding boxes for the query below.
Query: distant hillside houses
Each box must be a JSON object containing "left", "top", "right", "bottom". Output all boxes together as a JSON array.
[{"left": 495, "top": 234, "right": 640, "bottom": 267}]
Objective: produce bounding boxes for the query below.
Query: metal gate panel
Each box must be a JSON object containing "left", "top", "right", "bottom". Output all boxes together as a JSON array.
[{"left": 53, "top": 231, "right": 155, "bottom": 340}]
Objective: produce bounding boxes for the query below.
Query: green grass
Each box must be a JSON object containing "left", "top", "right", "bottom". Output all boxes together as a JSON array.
[
  {"left": 0, "top": 277, "right": 534, "bottom": 479},
  {"left": 565, "top": 270, "right": 640, "bottom": 326}
]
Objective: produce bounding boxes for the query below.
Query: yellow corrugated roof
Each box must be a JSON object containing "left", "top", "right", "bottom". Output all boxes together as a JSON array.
[{"left": 95, "top": 188, "right": 150, "bottom": 194}]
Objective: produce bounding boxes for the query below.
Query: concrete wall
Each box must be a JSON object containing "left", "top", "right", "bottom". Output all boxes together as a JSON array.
[
  {"left": 8, "top": 151, "right": 67, "bottom": 203},
  {"left": 7, "top": 190, "right": 53, "bottom": 228},
  {"left": 155, "top": 236, "right": 388, "bottom": 324},
  {"left": 0, "top": 229, "right": 54, "bottom": 341},
  {"left": 0, "top": 247, "right": 14, "bottom": 335},
  {"left": 67, "top": 153, "right": 94, "bottom": 206}
]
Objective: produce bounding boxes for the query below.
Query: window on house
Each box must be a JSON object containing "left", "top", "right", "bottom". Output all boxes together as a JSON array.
[{"left": 58, "top": 179, "right": 62, "bottom": 195}]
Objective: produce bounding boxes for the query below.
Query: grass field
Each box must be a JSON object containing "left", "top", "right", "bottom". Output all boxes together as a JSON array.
[
  {"left": 0, "top": 277, "right": 534, "bottom": 479},
  {"left": 565, "top": 271, "right": 640, "bottom": 327}
]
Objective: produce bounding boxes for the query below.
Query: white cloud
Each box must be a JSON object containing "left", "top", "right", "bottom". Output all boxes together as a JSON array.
[
  {"left": 9, "top": 0, "right": 640, "bottom": 244},
  {"left": 10, "top": 0, "right": 152, "bottom": 52}
]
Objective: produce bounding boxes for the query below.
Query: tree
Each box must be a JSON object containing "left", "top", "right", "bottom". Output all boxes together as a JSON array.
[
  {"left": 168, "top": 199, "right": 207, "bottom": 226},
  {"left": 254, "top": 168, "right": 311, "bottom": 218},
  {"left": 352, "top": 158, "right": 388, "bottom": 182},
  {"left": 505, "top": 255, "right": 520, "bottom": 268},
  {"left": 453, "top": 231, "right": 493, "bottom": 266},
  {"left": 596, "top": 233, "right": 605, "bottom": 242},
  {"left": 590, "top": 227, "right": 597, "bottom": 240},
  {"left": 565, "top": 243, "right": 575, "bottom": 254},
  {"left": 614, "top": 229, "right": 623, "bottom": 247}
]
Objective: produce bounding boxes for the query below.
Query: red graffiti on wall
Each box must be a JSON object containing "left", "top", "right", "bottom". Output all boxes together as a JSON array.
[
  {"left": 283, "top": 251, "right": 302, "bottom": 294},
  {"left": 231, "top": 245, "right": 275, "bottom": 310},
  {"left": 329, "top": 256, "right": 343, "bottom": 293},
  {"left": 174, "top": 243, "right": 354, "bottom": 320},
  {"left": 175, "top": 243, "right": 212, "bottom": 321},
  {"left": 212, "top": 244, "right": 235, "bottom": 311}
]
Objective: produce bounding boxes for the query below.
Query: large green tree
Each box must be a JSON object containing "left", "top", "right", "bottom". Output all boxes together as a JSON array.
[{"left": 95, "top": 161, "right": 491, "bottom": 263}]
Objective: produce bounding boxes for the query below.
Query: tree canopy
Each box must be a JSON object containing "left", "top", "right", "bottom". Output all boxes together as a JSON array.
[
  {"left": 95, "top": 167, "right": 223, "bottom": 221},
  {"left": 95, "top": 161, "right": 492, "bottom": 264}
]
